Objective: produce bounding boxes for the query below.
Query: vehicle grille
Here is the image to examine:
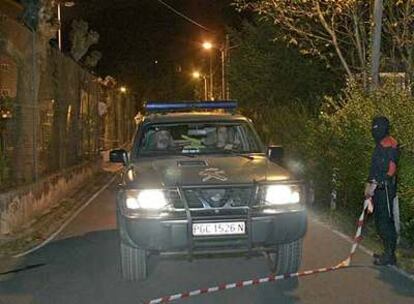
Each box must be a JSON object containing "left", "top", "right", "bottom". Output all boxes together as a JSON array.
[{"left": 167, "top": 187, "right": 255, "bottom": 209}]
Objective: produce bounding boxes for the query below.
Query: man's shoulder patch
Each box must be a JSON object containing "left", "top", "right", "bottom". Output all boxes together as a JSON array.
[{"left": 380, "top": 136, "right": 398, "bottom": 148}]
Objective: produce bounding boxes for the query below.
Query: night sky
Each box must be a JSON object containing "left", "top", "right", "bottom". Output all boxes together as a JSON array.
[{"left": 62, "top": 0, "right": 238, "bottom": 99}]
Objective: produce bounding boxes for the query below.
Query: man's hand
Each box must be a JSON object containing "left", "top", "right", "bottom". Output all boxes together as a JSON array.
[
  {"left": 364, "top": 182, "right": 377, "bottom": 198},
  {"left": 365, "top": 198, "right": 374, "bottom": 214}
]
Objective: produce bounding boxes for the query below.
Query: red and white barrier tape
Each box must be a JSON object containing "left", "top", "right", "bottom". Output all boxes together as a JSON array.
[{"left": 144, "top": 200, "right": 369, "bottom": 304}]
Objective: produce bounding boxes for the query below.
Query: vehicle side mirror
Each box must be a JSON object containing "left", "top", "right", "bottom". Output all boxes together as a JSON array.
[
  {"left": 267, "top": 145, "right": 284, "bottom": 163},
  {"left": 110, "top": 149, "right": 128, "bottom": 165}
]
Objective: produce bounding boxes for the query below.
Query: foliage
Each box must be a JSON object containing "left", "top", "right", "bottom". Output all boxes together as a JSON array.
[
  {"left": 234, "top": 66, "right": 414, "bottom": 245},
  {"left": 233, "top": 0, "right": 372, "bottom": 81},
  {"left": 0, "top": 95, "right": 14, "bottom": 121},
  {"left": 84, "top": 50, "right": 102, "bottom": 68},
  {"left": 69, "top": 19, "right": 100, "bottom": 62},
  {"left": 383, "top": 0, "right": 414, "bottom": 84},
  {"left": 229, "top": 1, "right": 414, "bottom": 247},
  {"left": 298, "top": 83, "right": 414, "bottom": 245},
  {"left": 228, "top": 20, "right": 341, "bottom": 142},
  {"left": 21, "top": 0, "right": 59, "bottom": 38},
  {"left": 21, "top": 0, "right": 42, "bottom": 30},
  {"left": 0, "top": 96, "right": 14, "bottom": 187},
  {"left": 234, "top": 0, "right": 414, "bottom": 88}
]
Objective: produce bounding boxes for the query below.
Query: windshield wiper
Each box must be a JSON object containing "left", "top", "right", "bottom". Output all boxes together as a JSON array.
[
  {"left": 180, "top": 152, "right": 196, "bottom": 158},
  {"left": 223, "top": 149, "right": 255, "bottom": 160}
]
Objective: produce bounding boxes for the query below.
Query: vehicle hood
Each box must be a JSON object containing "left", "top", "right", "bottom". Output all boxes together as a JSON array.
[{"left": 126, "top": 155, "right": 293, "bottom": 188}]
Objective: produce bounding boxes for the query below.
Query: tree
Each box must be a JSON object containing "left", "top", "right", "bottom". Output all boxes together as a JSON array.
[
  {"left": 383, "top": 0, "right": 414, "bottom": 88},
  {"left": 234, "top": 0, "right": 414, "bottom": 90},
  {"left": 69, "top": 19, "right": 99, "bottom": 62},
  {"left": 84, "top": 50, "right": 102, "bottom": 68},
  {"left": 234, "top": 0, "right": 372, "bottom": 87},
  {"left": 227, "top": 20, "right": 341, "bottom": 142},
  {"left": 1, "top": 0, "right": 58, "bottom": 182},
  {"left": 370, "top": 0, "right": 384, "bottom": 90}
]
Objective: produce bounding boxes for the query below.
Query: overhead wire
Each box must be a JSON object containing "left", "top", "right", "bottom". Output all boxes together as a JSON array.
[{"left": 155, "top": 0, "right": 214, "bottom": 33}]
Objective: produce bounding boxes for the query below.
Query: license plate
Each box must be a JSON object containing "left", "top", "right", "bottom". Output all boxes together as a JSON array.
[{"left": 192, "top": 222, "right": 246, "bottom": 236}]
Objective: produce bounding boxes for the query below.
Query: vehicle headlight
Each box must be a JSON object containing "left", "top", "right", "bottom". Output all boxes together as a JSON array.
[
  {"left": 262, "top": 185, "right": 301, "bottom": 205},
  {"left": 126, "top": 189, "right": 169, "bottom": 210}
]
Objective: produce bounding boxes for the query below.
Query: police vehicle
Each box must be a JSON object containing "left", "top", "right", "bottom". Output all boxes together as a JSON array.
[{"left": 110, "top": 101, "right": 308, "bottom": 280}]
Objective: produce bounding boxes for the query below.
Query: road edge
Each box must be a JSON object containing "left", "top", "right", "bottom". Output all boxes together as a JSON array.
[
  {"left": 310, "top": 216, "right": 414, "bottom": 282},
  {"left": 13, "top": 175, "right": 117, "bottom": 258}
]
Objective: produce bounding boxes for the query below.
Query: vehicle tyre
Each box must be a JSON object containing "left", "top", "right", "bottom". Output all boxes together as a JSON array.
[
  {"left": 120, "top": 242, "right": 147, "bottom": 280},
  {"left": 268, "top": 239, "right": 303, "bottom": 275}
]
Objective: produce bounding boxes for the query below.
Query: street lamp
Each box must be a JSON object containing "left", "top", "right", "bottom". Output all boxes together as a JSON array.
[
  {"left": 120, "top": 86, "right": 127, "bottom": 94},
  {"left": 57, "top": 1, "right": 75, "bottom": 51},
  {"left": 192, "top": 71, "right": 208, "bottom": 100},
  {"left": 202, "top": 42, "right": 213, "bottom": 50},
  {"left": 192, "top": 71, "right": 201, "bottom": 79}
]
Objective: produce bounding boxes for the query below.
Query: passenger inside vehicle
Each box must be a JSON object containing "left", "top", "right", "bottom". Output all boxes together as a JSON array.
[{"left": 216, "top": 126, "right": 229, "bottom": 148}]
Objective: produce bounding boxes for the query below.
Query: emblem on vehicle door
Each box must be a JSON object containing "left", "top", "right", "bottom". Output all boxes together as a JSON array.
[{"left": 199, "top": 168, "right": 228, "bottom": 182}]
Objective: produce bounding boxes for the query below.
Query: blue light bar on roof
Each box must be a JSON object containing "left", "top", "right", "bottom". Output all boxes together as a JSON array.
[{"left": 144, "top": 101, "right": 238, "bottom": 112}]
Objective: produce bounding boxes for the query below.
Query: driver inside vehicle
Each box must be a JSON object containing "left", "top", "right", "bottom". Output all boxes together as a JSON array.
[{"left": 154, "top": 129, "right": 173, "bottom": 150}]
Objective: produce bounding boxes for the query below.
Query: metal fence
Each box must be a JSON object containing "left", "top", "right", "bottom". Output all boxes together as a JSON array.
[{"left": 0, "top": 13, "right": 136, "bottom": 190}]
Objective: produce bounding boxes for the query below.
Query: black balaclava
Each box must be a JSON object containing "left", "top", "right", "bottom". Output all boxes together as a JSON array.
[{"left": 371, "top": 116, "right": 390, "bottom": 143}]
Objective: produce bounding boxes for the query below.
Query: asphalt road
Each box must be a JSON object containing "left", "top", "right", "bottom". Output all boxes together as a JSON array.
[{"left": 1, "top": 182, "right": 414, "bottom": 304}]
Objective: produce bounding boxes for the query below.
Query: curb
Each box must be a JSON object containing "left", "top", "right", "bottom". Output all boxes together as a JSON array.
[
  {"left": 310, "top": 217, "right": 414, "bottom": 282},
  {"left": 13, "top": 174, "right": 117, "bottom": 258}
]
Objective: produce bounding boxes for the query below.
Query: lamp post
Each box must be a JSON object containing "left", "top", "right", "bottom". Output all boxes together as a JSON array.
[
  {"left": 57, "top": 1, "right": 75, "bottom": 51},
  {"left": 202, "top": 40, "right": 229, "bottom": 100},
  {"left": 220, "top": 46, "right": 225, "bottom": 100},
  {"left": 202, "top": 42, "right": 214, "bottom": 100},
  {"left": 192, "top": 71, "right": 208, "bottom": 100}
]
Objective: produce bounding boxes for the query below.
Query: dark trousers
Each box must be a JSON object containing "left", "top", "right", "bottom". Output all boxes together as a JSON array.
[{"left": 373, "top": 188, "right": 397, "bottom": 257}]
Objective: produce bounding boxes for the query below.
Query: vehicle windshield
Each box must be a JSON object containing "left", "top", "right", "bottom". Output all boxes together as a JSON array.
[{"left": 135, "top": 121, "right": 264, "bottom": 157}]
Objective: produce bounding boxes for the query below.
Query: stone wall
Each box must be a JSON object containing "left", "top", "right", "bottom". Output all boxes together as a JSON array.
[{"left": 0, "top": 161, "right": 99, "bottom": 236}]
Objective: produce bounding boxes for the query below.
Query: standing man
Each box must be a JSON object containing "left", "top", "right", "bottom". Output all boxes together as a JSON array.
[{"left": 365, "top": 116, "right": 398, "bottom": 266}]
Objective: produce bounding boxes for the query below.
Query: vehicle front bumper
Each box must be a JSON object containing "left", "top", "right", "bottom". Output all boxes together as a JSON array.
[{"left": 119, "top": 208, "right": 307, "bottom": 254}]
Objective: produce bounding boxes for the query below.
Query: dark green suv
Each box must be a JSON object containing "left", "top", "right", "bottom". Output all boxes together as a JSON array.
[{"left": 110, "top": 102, "right": 307, "bottom": 280}]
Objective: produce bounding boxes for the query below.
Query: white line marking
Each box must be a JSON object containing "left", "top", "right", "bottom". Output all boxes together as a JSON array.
[
  {"left": 13, "top": 175, "right": 117, "bottom": 258},
  {"left": 311, "top": 217, "right": 414, "bottom": 282}
]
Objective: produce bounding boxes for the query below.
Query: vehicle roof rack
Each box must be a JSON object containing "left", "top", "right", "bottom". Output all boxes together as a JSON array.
[{"left": 144, "top": 101, "right": 238, "bottom": 113}]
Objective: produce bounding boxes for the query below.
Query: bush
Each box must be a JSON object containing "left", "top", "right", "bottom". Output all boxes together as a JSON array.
[
  {"left": 243, "top": 82, "right": 414, "bottom": 246},
  {"left": 300, "top": 83, "right": 414, "bottom": 245}
]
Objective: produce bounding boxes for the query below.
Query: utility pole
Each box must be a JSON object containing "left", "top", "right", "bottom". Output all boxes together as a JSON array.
[
  {"left": 203, "top": 76, "right": 208, "bottom": 100},
  {"left": 57, "top": 2, "right": 62, "bottom": 50},
  {"left": 225, "top": 35, "right": 232, "bottom": 99},
  {"left": 221, "top": 35, "right": 230, "bottom": 100},
  {"left": 57, "top": 1, "right": 75, "bottom": 51},
  {"left": 370, "top": 0, "right": 384, "bottom": 91},
  {"left": 221, "top": 48, "right": 225, "bottom": 100},
  {"left": 209, "top": 52, "right": 213, "bottom": 100}
]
